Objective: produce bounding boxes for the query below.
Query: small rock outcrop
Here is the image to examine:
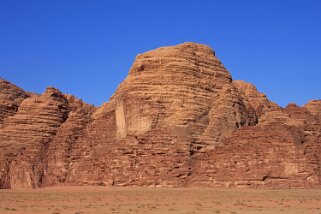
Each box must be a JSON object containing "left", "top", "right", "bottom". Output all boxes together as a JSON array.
[
  {"left": 0, "top": 43, "right": 320, "bottom": 189},
  {"left": 0, "top": 78, "right": 29, "bottom": 124}
]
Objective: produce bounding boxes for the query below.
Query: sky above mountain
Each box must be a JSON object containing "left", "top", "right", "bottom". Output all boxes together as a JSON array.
[{"left": 1, "top": 0, "right": 320, "bottom": 107}]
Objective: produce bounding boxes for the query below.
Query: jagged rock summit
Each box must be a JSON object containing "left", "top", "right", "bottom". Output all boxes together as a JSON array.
[{"left": 1, "top": 42, "right": 321, "bottom": 189}]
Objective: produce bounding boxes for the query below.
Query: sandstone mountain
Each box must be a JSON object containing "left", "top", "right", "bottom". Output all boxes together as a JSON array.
[{"left": 1, "top": 42, "right": 320, "bottom": 189}]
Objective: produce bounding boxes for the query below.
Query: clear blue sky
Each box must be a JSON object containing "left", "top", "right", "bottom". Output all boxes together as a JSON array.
[{"left": 1, "top": 0, "right": 320, "bottom": 107}]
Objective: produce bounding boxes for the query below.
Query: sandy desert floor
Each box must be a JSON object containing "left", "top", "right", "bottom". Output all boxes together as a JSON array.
[{"left": 0, "top": 186, "right": 321, "bottom": 214}]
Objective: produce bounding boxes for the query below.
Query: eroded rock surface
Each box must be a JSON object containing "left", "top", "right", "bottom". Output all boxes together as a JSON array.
[
  {"left": 0, "top": 78, "right": 29, "bottom": 124},
  {"left": 0, "top": 43, "right": 320, "bottom": 189}
]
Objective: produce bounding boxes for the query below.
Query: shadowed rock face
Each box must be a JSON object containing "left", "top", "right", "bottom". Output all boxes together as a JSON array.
[{"left": 0, "top": 42, "right": 320, "bottom": 189}]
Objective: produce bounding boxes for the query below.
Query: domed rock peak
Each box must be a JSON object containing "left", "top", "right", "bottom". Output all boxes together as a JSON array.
[{"left": 111, "top": 43, "right": 250, "bottom": 145}]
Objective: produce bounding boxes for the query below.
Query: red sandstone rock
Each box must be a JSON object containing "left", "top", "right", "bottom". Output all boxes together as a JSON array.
[
  {"left": 0, "top": 78, "right": 29, "bottom": 124},
  {"left": 0, "top": 43, "right": 320, "bottom": 189}
]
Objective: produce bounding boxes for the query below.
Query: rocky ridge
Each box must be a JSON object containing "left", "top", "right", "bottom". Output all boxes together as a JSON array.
[{"left": 0, "top": 42, "right": 320, "bottom": 189}]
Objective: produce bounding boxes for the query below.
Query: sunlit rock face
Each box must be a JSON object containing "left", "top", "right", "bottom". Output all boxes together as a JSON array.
[{"left": 0, "top": 43, "right": 320, "bottom": 189}]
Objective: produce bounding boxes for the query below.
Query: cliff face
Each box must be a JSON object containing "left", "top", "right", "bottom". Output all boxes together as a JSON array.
[{"left": 0, "top": 42, "right": 320, "bottom": 189}]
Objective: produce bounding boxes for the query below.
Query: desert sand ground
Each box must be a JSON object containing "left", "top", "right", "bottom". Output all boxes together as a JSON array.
[{"left": 0, "top": 186, "right": 321, "bottom": 214}]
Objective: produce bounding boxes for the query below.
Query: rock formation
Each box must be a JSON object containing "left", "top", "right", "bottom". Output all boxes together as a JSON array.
[{"left": 0, "top": 42, "right": 320, "bottom": 189}]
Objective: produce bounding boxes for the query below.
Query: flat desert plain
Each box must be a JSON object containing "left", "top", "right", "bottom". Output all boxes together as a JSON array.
[{"left": 0, "top": 186, "right": 321, "bottom": 214}]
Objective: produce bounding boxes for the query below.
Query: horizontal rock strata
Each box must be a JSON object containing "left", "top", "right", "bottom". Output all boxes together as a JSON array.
[{"left": 0, "top": 42, "right": 320, "bottom": 189}]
